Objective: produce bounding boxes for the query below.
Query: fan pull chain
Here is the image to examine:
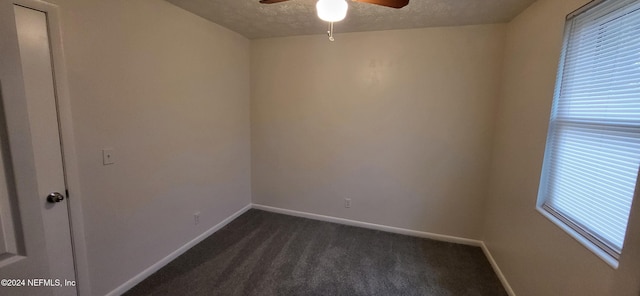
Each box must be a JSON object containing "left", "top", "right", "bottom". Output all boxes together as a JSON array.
[{"left": 327, "top": 22, "right": 335, "bottom": 41}]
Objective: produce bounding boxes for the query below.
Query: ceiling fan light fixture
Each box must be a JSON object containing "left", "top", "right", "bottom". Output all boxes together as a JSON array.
[{"left": 316, "top": 0, "right": 348, "bottom": 22}]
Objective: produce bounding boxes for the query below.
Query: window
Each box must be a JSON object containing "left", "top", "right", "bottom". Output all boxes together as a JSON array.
[{"left": 537, "top": 0, "right": 640, "bottom": 266}]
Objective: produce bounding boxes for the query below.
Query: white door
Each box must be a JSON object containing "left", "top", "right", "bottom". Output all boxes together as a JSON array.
[{"left": 0, "top": 1, "right": 77, "bottom": 296}]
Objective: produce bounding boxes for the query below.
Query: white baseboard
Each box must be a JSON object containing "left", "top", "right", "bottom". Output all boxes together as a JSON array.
[
  {"left": 481, "top": 242, "right": 516, "bottom": 296},
  {"left": 251, "top": 203, "right": 482, "bottom": 246},
  {"left": 106, "top": 204, "right": 252, "bottom": 296}
]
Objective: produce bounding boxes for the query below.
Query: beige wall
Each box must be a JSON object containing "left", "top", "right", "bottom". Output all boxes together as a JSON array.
[
  {"left": 51, "top": 0, "right": 251, "bottom": 294},
  {"left": 484, "top": 0, "right": 640, "bottom": 295},
  {"left": 251, "top": 25, "right": 505, "bottom": 239}
]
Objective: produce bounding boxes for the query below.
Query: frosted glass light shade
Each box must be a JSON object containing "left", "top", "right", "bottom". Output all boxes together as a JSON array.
[{"left": 316, "top": 0, "right": 348, "bottom": 22}]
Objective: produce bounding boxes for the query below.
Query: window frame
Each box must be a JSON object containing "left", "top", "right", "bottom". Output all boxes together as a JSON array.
[{"left": 536, "top": 0, "right": 640, "bottom": 269}]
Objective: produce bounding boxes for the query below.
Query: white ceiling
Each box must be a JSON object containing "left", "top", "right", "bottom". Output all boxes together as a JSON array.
[{"left": 165, "top": 0, "right": 537, "bottom": 39}]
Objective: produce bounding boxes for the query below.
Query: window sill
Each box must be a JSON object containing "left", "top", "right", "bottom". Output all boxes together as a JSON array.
[{"left": 536, "top": 206, "right": 619, "bottom": 269}]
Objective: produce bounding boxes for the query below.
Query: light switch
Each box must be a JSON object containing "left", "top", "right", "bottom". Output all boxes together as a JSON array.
[{"left": 102, "top": 148, "right": 115, "bottom": 165}]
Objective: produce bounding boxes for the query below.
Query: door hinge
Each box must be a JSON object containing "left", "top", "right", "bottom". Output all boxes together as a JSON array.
[{"left": 65, "top": 189, "right": 69, "bottom": 199}]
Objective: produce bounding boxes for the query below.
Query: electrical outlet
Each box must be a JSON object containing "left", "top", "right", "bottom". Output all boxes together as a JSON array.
[
  {"left": 102, "top": 148, "right": 115, "bottom": 165},
  {"left": 194, "top": 212, "right": 200, "bottom": 225},
  {"left": 345, "top": 198, "right": 351, "bottom": 208}
]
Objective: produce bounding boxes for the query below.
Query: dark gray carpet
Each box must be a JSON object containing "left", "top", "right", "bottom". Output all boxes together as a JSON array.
[{"left": 124, "top": 209, "right": 507, "bottom": 296}]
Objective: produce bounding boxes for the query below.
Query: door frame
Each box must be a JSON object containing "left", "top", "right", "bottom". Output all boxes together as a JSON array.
[{"left": 9, "top": 0, "right": 90, "bottom": 294}]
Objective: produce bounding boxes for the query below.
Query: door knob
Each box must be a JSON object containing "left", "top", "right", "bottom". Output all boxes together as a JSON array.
[{"left": 47, "top": 192, "right": 65, "bottom": 203}]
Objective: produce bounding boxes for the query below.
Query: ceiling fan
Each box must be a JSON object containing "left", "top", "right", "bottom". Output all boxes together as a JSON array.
[{"left": 259, "top": 0, "right": 409, "bottom": 41}]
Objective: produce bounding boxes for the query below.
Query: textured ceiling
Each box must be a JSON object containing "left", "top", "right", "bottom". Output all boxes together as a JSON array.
[{"left": 165, "top": 0, "right": 536, "bottom": 39}]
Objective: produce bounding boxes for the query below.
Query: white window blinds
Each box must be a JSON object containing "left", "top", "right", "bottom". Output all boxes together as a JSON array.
[{"left": 538, "top": 0, "right": 640, "bottom": 260}]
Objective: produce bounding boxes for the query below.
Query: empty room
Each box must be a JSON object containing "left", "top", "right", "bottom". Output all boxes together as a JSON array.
[{"left": 0, "top": 0, "right": 639, "bottom": 295}]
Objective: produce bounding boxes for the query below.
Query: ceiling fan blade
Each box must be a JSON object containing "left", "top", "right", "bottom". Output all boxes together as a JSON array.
[
  {"left": 353, "top": 0, "right": 409, "bottom": 9},
  {"left": 259, "top": 0, "right": 291, "bottom": 4}
]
